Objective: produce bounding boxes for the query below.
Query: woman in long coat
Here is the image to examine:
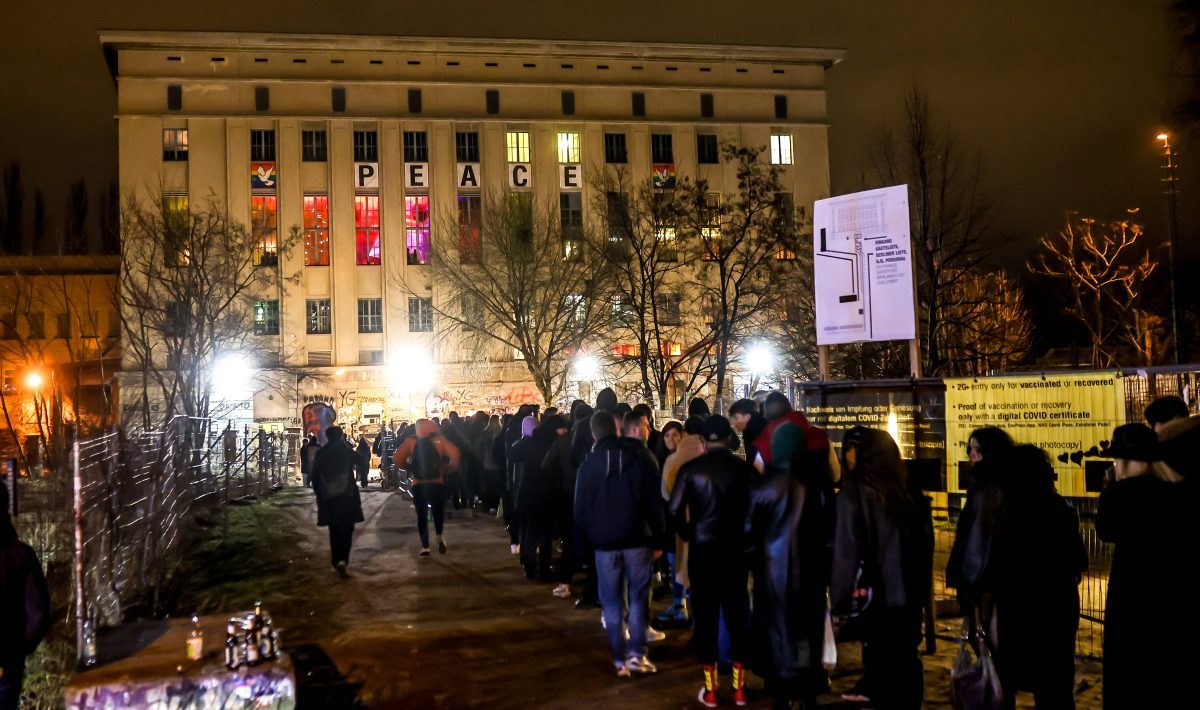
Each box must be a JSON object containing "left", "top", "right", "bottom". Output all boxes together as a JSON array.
[
  {"left": 745, "top": 423, "right": 835, "bottom": 709},
  {"left": 312, "top": 426, "right": 365, "bottom": 577}
]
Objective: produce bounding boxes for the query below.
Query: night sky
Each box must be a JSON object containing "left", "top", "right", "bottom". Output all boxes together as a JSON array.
[{"left": 0, "top": 1, "right": 1190, "bottom": 266}]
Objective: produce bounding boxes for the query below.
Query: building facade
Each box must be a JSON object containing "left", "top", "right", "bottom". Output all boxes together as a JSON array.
[{"left": 102, "top": 31, "right": 842, "bottom": 431}]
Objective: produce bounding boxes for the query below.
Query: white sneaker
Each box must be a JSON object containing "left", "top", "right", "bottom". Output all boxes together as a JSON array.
[
  {"left": 552, "top": 584, "right": 571, "bottom": 598},
  {"left": 646, "top": 626, "right": 666, "bottom": 642},
  {"left": 510, "top": 544, "right": 519, "bottom": 555},
  {"left": 626, "top": 655, "right": 658, "bottom": 674},
  {"left": 614, "top": 661, "right": 631, "bottom": 678}
]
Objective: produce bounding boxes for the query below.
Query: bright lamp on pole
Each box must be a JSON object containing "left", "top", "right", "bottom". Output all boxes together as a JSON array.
[
  {"left": 574, "top": 353, "right": 600, "bottom": 381},
  {"left": 212, "top": 353, "right": 255, "bottom": 398},
  {"left": 24, "top": 370, "right": 44, "bottom": 391},
  {"left": 745, "top": 342, "right": 776, "bottom": 375}
]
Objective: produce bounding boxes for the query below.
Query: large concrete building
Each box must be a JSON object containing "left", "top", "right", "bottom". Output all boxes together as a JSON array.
[{"left": 101, "top": 31, "right": 841, "bottom": 431}]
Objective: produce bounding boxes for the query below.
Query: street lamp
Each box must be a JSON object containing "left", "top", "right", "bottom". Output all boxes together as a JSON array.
[
  {"left": 23, "top": 370, "right": 45, "bottom": 391},
  {"left": 573, "top": 353, "right": 600, "bottom": 381},
  {"left": 745, "top": 342, "right": 776, "bottom": 375},
  {"left": 1157, "top": 131, "right": 1184, "bottom": 365}
]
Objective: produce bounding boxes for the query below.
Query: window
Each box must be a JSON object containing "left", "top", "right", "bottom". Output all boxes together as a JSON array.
[
  {"left": 162, "top": 129, "right": 188, "bottom": 161},
  {"left": 611, "top": 295, "right": 635, "bottom": 327},
  {"left": 164, "top": 194, "right": 190, "bottom": 266},
  {"left": 353, "top": 130, "right": 378, "bottom": 162},
  {"left": 660, "top": 342, "right": 683, "bottom": 357},
  {"left": 254, "top": 86, "right": 270, "bottom": 112},
  {"left": 166, "top": 84, "right": 182, "bottom": 111},
  {"left": 659, "top": 293, "right": 682, "bottom": 326},
  {"left": 28, "top": 312, "right": 44, "bottom": 340},
  {"left": 408, "top": 88, "right": 422, "bottom": 113},
  {"left": 359, "top": 350, "right": 384, "bottom": 365},
  {"left": 775, "top": 192, "right": 798, "bottom": 260},
  {"left": 604, "top": 133, "right": 627, "bottom": 164},
  {"left": 331, "top": 87, "right": 346, "bottom": 112},
  {"left": 403, "top": 131, "right": 428, "bottom": 162},
  {"left": 632, "top": 92, "right": 646, "bottom": 117},
  {"left": 306, "top": 299, "right": 331, "bottom": 334},
  {"left": 460, "top": 293, "right": 484, "bottom": 331},
  {"left": 405, "top": 195, "right": 431, "bottom": 265},
  {"left": 702, "top": 294, "right": 721, "bottom": 326},
  {"left": 506, "top": 131, "right": 530, "bottom": 162},
  {"left": 408, "top": 297, "right": 433, "bottom": 332},
  {"left": 656, "top": 225, "right": 678, "bottom": 262},
  {"left": 303, "top": 195, "right": 330, "bottom": 266},
  {"left": 485, "top": 89, "right": 500, "bottom": 114},
  {"left": 251, "top": 196, "right": 278, "bottom": 266},
  {"left": 253, "top": 300, "right": 279, "bottom": 336},
  {"left": 456, "top": 131, "right": 480, "bottom": 162},
  {"left": 357, "top": 299, "right": 383, "bottom": 333},
  {"left": 250, "top": 129, "right": 275, "bottom": 161},
  {"left": 697, "top": 134, "right": 719, "bottom": 164},
  {"left": 557, "top": 132, "right": 580, "bottom": 163},
  {"left": 561, "top": 91, "right": 575, "bottom": 115},
  {"left": 770, "top": 134, "right": 793, "bottom": 165},
  {"left": 700, "top": 93, "right": 714, "bottom": 118},
  {"left": 308, "top": 351, "right": 332, "bottom": 367},
  {"left": 56, "top": 312, "right": 71, "bottom": 339},
  {"left": 458, "top": 194, "right": 482, "bottom": 263},
  {"left": 302, "top": 130, "right": 328, "bottom": 161},
  {"left": 701, "top": 192, "right": 722, "bottom": 260},
  {"left": 651, "top": 133, "right": 673, "bottom": 163},
  {"left": 564, "top": 294, "right": 587, "bottom": 328},
  {"left": 355, "top": 195, "right": 381, "bottom": 265},
  {"left": 162, "top": 302, "right": 187, "bottom": 338},
  {"left": 560, "top": 192, "right": 583, "bottom": 241},
  {"left": 80, "top": 311, "right": 98, "bottom": 338},
  {"left": 774, "top": 95, "right": 788, "bottom": 120},
  {"left": 781, "top": 294, "right": 803, "bottom": 322}
]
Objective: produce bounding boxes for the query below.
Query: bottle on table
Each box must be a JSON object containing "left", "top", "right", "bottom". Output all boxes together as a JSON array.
[
  {"left": 245, "top": 615, "right": 261, "bottom": 666},
  {"left": 186, "top": 615, "right": 204, "bottom": 661},
  {"left": 224, "top": 621, "right": 238, "bottom": 669}
]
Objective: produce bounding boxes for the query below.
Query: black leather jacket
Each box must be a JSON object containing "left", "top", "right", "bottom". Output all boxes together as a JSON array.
[{"left": 668, "top": 447, "right": 754, "bottom": 547}]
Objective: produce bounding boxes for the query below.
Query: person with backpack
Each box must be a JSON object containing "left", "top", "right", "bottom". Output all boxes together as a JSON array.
[
  {"left": 311, "top": 426, "right": 364, "bottom": 578},
  {"left": 393, "top": 419, "right": 461, "bottom": 556},
  {"left": 0, "top": 483, "right": 51, "bottom": 710}
]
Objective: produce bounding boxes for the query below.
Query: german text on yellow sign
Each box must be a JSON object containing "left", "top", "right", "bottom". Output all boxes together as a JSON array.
[{"left": 944, "top": 372, "right": 1126, "bottom": 497}]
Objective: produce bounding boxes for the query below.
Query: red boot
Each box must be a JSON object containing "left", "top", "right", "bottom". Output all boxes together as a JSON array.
[
  {"left": 731, "top": 662, "right": 748, "bottom": 706},
  {"left": 698, "top": 664, "right": 718, "bottom": 707}
]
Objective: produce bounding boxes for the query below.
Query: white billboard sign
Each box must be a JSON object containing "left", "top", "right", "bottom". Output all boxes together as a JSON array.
[{"left": 812, "top": 185, "right": 916, "bottom": 345}]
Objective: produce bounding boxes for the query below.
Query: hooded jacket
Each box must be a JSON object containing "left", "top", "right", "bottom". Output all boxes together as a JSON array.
[
  {"left": 594, "top": 387, "right": 619, "bottom": 414},
  {"left": 574, "top": 435, "right": 665, "bottom": 551},
  {"left": 668, "top": 447, "right": 755, "bottom": 548},
  {"left": 513, "top": 422, "right": 563, "bottom": 513}
]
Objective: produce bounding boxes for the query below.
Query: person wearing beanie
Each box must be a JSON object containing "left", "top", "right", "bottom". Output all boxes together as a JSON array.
[
  {"left": 752, "top": 393, "right": 837, "bottom": 481},
  {"left": 514, "top": 414, "right": 568, "bottom": 582},
  {"left": 0, "top": 483, "right": 51, "bottom": 709},
  {"left": 745, "top": 423, "right": 836, "bottom": 709},
  {"left": 312, "top": 426, "right": 365, "bottom": 576},
  {"left": 669, "top": 415, "right": 755, "bottom": 707},
  {"left": 1097, "top": 422, "right": 1196, "bottom": 707},
  {"left": 393, "top": 419, "right": 462, "bottom": 556}
]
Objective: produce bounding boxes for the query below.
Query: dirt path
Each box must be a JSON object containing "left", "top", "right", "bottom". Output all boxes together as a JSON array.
[{"left": 264, "top": 487, "right": 1101, "bottom": 709}]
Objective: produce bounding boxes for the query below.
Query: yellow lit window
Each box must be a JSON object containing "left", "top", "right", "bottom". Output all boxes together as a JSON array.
[
  {"left": 557, "top": 132, "right": 580, "bottom": 163},
  {"left": 506, "top": 131, "right": 530, "bottom": 162},
  {"left": 770, "top": 134, "right": 793, "bottom": 165}
]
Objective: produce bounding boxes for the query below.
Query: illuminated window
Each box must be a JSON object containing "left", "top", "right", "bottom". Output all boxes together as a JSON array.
[
  {"left": 250, "top": 129, "right": 275, "bottom": 161},
  {"left": 656, "top": 225, "right": 678, "bottom": 261},
  {"left": 660, "top": 341, "right": 683, "bottom": 357},
  {"left": 164, "top": 194, "right": 190, "bottom": 266},
  {"left": 613, "top": 343, "right": 640, "bottom": 358},
  {"left": 403, "top": 131, "right": 428, "bottom": 162},
  {"left": 357, "top": 298, "right": 383, "bottom": 333},
  {"left": 251, "top": 195, "right": 278, "bottom": 266},
  {"left": 302, "top": 130, "right": 327, "bottom": 161},
  {"left": 306, "top": 299, "right": 331, "bottom": 334},
  {"left": 702, "top": 294, "right": 721, "bottom": 326},
  {"left": 458, "top": 194, "right": 482, "bottom": 263},
  {"left": 604, "top": 133, "right": 627, "bottom": 164},
  {"left": 557, "top": 132, "right": 580, "bottom": 163},
  {"left": 162, "top": 129, "right": 188, "bottom": 161},
  {"left": 701, "top": 192, "right": 721, "bottom": 261},
  {"left": 405, "top": 195, "right": 431, "bottom": 265},
  {"left": 506, "top": 131, "right": 530, "bottom": 162},
  {"left": 303, "top": 194, "right": 330, "bottom": 266},
  {"left": 456, "top": 131, "right": 480, "bottom": 162},
  {"left": 354, "top": 195, "right": 381, "bottom": 265},
  {"left": 770, "top": 133, "right": 793, "bottom": 165},
  {"left": 560, "top": 192, "right": 583, "bottom": 241},
  {"left": 408, "top": 297, "right": 433, "bottom": 332},
  {"left": 353, "top": 130, "right": 378, "bottom": 162},
  {"left": 564, "top": 293, "right": 587, "bottom": 328},
  {"left": 611, "top": 295, "right": 635, "bottom": 327},
  {"left": 253, "top": 300, "right": 279, "bottom": 336}
]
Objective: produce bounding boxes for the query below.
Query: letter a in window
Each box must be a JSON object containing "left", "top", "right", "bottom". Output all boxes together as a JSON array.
[{"left": 458, "top": 163, "right": 480, "bottom": 189}]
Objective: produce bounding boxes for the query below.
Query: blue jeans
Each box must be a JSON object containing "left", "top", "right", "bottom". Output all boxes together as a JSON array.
[{"left": 595, "top": 547, "right": 653, "bottom": 662}]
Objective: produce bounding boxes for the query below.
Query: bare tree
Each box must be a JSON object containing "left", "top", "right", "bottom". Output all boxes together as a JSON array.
[
  {"left": 118, "top": 189, "right": 298, "bottom": 433},
  {"left": 868, "top": 85, "right": 997, "bottom": 376},
  {"left": 402, "top": 190, "right": 616, "bottom": 404},
  {"left": 939, "top": 268, "right": 1033, "bottom": 374},
  {"left": 1028, "top": 212, "right": 1158, "bottom": 367},
  {"left": 585, "top": 169, "right": 716, "bottom": 409},
  {"left": 676, "top": 143, "right": 803, "bottom": 412}
]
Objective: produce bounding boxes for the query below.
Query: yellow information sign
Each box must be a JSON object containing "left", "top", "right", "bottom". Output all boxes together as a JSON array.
[{"left": 944, "top": 372, "right": 1126, "bottom": 497}]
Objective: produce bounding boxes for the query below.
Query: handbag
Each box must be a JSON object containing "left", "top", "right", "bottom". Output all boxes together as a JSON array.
[{"left": 950, "top": 615, "right": 1003, "bottom": 710}]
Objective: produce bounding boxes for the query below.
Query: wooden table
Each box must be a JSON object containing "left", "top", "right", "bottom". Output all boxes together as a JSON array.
[{"left": 66, "top": 615, "right": 295, "bottom": 709}]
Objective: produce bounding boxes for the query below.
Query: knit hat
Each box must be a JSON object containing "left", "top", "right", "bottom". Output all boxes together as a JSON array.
[
  {"left": 521, "top": 415, "right": 537, "bottom": 438},
  {"left": 770, "top": 422, "right": 807, "bottom": 467},
  {"left": 700, "top": 415, "right": 733, "bottom": 443}
]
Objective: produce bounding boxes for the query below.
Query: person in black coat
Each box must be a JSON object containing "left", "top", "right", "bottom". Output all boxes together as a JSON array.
[
  {"left": 0, "top": 484, "right": 51, "bottom": 710},
  {"left": 543, "top": 402, "right": 595, "bottom": 599},
  {"left": 515, "top": 414, "right": 568, "bottom": 582},
  {"left": 1097, "top": 421, "right": 1196, "bottom": 708},
  {"left": 987, "top": 445, "right": 1086, "bottom": 708},
  {"left": 831, "top": 427, "right": 933, "bottom": 710},
  {"left": 745, "top": 422, "right": 836, "bottom": 709},
  {"left": 354, "top": 436, "right": 371, "bottom": 488},
  {"left": 312, "top": 426, "right": 365, "bottom": 577}
]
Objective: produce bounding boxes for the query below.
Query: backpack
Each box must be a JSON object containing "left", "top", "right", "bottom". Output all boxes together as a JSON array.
[{"left": 411, "top": 436, "right": 443, "bottom": 483}]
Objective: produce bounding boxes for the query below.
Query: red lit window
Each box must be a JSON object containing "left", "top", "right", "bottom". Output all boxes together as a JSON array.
[
  {"left": 458, "top": 194, "right": 481, "bottom": 263},
  {"left": 659, "top": 341, "right": 682, "bottom": 357},
  {"left": 406, "top": 195, "right": 431, "bottom": 265},
  {"left": 303, "top": 195, "right": 329, "bottom": 266},
  {"left": 251, "top": 195, "right": 278, "bottom": 266},
  {"left": 613, "top": 343, "right": 640, "bottom": 358},
  {"left": 355, "top": 195, "right": 381, "bottom": 265}
]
